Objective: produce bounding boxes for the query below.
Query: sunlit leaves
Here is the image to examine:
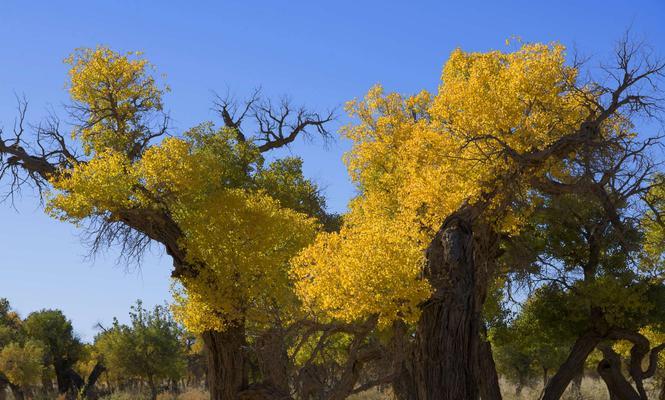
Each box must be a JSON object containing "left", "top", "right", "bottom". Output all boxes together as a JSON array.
[
  {"left": 293, "top": 42, "right": 590, "bottom": 325},
  {"left": 66, "top": 47, "right": 167, "bottom": 156},
  {"left": 48, "top": 49, "right": 326, "bottom": 333}
]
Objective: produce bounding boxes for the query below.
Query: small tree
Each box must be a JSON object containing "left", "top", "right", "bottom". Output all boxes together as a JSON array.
[
  {"left": 95, "top": 301, "right": 186, "bottom": 400},
  {"left": 0, "top": 299, "right": 23, "bottom": 400},
  {"left": 0, "top": 340, "right": 44, "bottom": 400},
  {"left": 0, "top": 47, "right": 335, "bottom": 400},
  {"left": 23, "top": 309, "right": 82, "bottom": 395}
]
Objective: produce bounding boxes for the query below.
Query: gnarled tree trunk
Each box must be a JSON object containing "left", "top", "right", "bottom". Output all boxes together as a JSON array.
[
  {"left": 541, "top": 331, "right": 601, "bottom": 400},
  {"left": 202, "top": 324, "right": 248, "bottom": 400},
  {"left": 597, "top": 345, "right": 641, "bottom": 400},
  {"left": 66, "top": 361, "right": 106, "bottom": 399},
  {"left": 413, "top": 209, "right": 498, "bottom": 400}
]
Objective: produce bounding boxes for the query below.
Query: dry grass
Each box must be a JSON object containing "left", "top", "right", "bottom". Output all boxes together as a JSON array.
[
  {"left": 348, "top": 388, "right": 394, "bottom": 399},
  {"left": 96, "top": 388, "right": 208, "bottom": 400},
  {"left": 24, "top": 378, "right": 659, "bottom": 400},
  {"left": 340, "top": 376, "right": 664, "bottom": 400},
  {"left": 500, "top": 376, "right": 662, "bottom": 400}
]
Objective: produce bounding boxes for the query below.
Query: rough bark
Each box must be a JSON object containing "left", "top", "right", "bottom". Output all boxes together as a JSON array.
[
  {"left": 255, "top": 328, "right": 290, "bottom": 395},
  {"left": 413, "top": 209, "right": 497, "bottom": 400},
  {"left": 391, "top": 321, "right": 418, "bottom": 400},
  {"left": 202, "top": 325, "right": 248, "bottom": 400},
  {"left": 478, "top": 331, "right": 502, "bottom": 400},
  {"left": 541, "top": 331, "right": 601, "bottom": 400}
]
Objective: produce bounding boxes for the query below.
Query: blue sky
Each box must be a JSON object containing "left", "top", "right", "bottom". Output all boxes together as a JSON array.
[{"left": 1, "top": 0, "right": 664, "bottom": 341}]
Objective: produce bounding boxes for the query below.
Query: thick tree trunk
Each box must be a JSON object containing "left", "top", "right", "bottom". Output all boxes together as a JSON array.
[
  {"left": 391, "top": 321, "right": 418, "bottom": 400},
  {"left": 393, "top": 361, "right": 418, "bottom": 400},
  {"left": 597, "top": 350, "right": 641, "bottom": 400},
  {"left": 55, "top": 359, "right": 74, "bottom": 394},
  {"left": 659, "top": 376, "right": 665, "bottom": 400},
  {"left": 202, "top": 324, "right": 248, "bottom": 400},
  {"left": 478, "top": 332, "right": 502, "bottom": 400},
  {"left": 413, "top": 209, "right": 497, "bottom": 400},
  {"left": 542, "top": 331, "right": 601, "bottom": 400},
  {"left": 255, "top": 328, "right": 290, "bottom": 394}
]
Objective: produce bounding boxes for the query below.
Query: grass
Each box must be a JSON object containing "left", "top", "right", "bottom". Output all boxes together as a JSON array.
[{"left": 7, "top": 378, "right": 662, "bottom": 399}]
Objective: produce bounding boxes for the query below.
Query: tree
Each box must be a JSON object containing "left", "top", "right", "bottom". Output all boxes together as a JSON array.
[
  {"left": 292, "top": 38, "right": 664, "bottom": 399},
  {"left": 493, "top": 147, "right": 665, "bottom": 400},
  {"left": 0, "top": 299, "right": 23, "bottom": 400},
  {"left": 22, "top": 309, "right": 82, "bottom": 395},
  {"left": 0, "top": 299, "right": 21, "bottom": 350},
  {"left": 0, "top": 340, "right": 44, "bottom": 400},
  {"left": 0, "top": 47, "right": 335, "bottom": 400},
  {"left": 95, "top": 301, "right": 186, "bottom": 400},
  {"left": 491, "top": 289, "right": 572, "bottom": 396}
]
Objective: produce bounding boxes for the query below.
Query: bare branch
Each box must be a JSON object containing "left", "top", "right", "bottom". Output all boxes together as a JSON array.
[{"left": 212, "top": 89, "right": 337, "bottom": 152}]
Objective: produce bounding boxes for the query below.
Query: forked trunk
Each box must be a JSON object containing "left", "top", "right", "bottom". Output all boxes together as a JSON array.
[
  {"left": 542, "top": 331, "right": 600, "bottom": 400},
  {"left": 597, "top": 349, "right": 641, "bottom": 400},
  {"left": 413, "top": 210, "right": 497, "bottom": 400},
  {"left": 202, "top": 324, "right": 248, "bottom": 400}
]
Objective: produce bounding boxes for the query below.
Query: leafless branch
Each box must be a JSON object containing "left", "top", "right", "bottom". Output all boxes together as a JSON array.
[{"left": 213, "top": 89, "right": 336, "bottom": 152}]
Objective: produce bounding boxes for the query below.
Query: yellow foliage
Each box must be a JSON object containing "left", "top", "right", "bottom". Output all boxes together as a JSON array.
[
  {"left": 172, "top": 189, "right": 318, "bottom": 333},
  {"left": 0, "top": 340, "right": 44, "bottom": 388},
  {"left": 66, "top": 47, "right": 166, "bottom": 156},
  {"left": 642, "top": 175, "right": 665, "bottom": 270},
  {"left": 293, "top": 42, "right": 592, "bottom": 325},
  {"left": 48, "top": 50, "right": 322, "bottom": 333}
]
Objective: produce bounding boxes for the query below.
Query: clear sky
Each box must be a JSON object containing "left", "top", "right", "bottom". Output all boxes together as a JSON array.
[{"left": 1, "top": 0, "right": 664, "bottom": 341}]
